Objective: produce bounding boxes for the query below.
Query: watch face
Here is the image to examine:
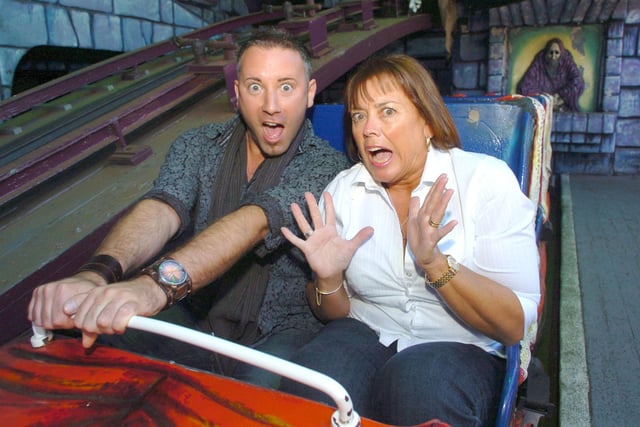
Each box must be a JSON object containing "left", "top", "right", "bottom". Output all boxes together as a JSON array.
[
  {"left": 447, "top": 255, "right": 459, "bottom": 270},
  {"left": 158, "top": 259, "right": 187, "bottom": 286}
]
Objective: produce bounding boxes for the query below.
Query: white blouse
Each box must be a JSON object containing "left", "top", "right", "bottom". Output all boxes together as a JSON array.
[{"left": 320, "top": 147, "right": 541, "bottom": 356}]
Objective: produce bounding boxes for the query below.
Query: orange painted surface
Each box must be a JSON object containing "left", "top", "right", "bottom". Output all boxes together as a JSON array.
[{"left": 0, "top": 335, "right": 448, "bottom": 427}]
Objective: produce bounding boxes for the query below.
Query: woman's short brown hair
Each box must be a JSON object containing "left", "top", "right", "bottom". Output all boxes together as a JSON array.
[{"left": 343, "top": 54, "right": 460, "bottom": 162}]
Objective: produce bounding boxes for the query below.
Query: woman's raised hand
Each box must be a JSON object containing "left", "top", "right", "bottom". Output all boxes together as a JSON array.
[
  {"left": 281, "top": 192, "right": 373, "bottom": 280},
  {"left": 408, "top": 174, "right": 458, "bottom": 267}
]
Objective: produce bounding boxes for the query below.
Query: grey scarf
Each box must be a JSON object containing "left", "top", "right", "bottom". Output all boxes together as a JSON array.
[{"left": 200, "top": 118, "right": 303, "bottom": 374}]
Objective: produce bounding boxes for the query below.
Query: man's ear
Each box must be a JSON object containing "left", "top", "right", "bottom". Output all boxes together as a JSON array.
[{"left": 307, "top": 79, "right": 317, "bottom": 108}]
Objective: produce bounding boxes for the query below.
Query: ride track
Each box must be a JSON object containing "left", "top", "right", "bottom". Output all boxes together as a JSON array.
[{"left": 0, "top": 2, "right": 433, "bottom": 345}]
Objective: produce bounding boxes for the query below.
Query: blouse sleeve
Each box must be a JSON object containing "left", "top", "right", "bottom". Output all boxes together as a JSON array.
[{"left": 469, "top": 157, "right": 541, "bottom": 332}]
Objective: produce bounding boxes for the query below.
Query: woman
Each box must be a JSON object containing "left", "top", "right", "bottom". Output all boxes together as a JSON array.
[{"left": 280, "top": 54, "right": 541, "bottom": 426}]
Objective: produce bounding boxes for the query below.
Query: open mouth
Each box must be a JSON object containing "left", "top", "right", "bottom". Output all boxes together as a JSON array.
[
  {"left": 367, "top": 147, "right": 393, "bottom": 165},
  {"left": 263, "top": 121, "right": 284, "bottom": 143}
]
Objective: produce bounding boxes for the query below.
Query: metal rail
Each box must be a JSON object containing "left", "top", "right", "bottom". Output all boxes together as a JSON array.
[
  {"left": 0, "top": 9, "right": 285, "bottom": 122},
  {"left": 1, "top": 53, "right": 197, "bottom": 164}
]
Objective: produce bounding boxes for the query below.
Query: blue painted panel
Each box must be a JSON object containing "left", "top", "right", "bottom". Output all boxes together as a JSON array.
[
  {"left": 443, "top": 96, "right": 537, "bottom": 194},
  {"left": 308, "top": 104, "right": 346, "bottom": 153}
]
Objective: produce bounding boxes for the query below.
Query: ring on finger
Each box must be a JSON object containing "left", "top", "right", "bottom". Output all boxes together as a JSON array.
[
  {"left": 304, "top": 230, "right": 314, "bottom": 239},
  {"left": 428, "top": 218, "right": 440, "bottom": 228}
]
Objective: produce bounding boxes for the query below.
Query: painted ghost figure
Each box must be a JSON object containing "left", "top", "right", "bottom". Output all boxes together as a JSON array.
[{"left": 517, "top": 38, "right": 585, "bottom": 112}]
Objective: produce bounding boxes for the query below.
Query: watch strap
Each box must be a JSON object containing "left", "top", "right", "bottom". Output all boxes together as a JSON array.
[{"left": 425, "top": 255, "right": 458, "bottom": 289}]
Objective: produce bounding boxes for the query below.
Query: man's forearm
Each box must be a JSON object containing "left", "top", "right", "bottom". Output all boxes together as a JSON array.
[
  {"left": 95, "top": 199, "right": 181, "bottom": 274},
  {"left": 169, "top": 205, "right": 269, "bottom": 291}
]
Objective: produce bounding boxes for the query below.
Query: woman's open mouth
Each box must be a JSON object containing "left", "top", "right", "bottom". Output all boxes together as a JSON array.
[{"left": 367, "top": 147, "right": 393, "bottom": 167}]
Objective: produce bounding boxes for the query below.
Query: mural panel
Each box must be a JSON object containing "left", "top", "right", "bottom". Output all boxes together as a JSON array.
[{"left": 508, "top": 25, "right": 602, "bottom": 112}]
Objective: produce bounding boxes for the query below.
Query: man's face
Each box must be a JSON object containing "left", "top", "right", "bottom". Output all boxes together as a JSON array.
[
  {"left": 234, "top": 46, "right": 317, "bottom": 158},
  {"left": 546, "top": 43, "right": 561, "bottom": 63}
]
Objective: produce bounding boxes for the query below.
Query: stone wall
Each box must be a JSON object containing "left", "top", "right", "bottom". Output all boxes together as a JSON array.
[
  {"left": 488, "top": 1, "right": 638, "bottom": 175},
  {"left": 406, "top": 0, "right": 640, "bottom": 175}
]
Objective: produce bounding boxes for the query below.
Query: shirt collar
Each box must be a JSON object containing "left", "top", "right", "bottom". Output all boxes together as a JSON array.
[{"left": 418, "top": 146, "right": 455, "bottom": 191}]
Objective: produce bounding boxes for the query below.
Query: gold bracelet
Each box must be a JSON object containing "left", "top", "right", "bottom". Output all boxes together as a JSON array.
[{"left": 314, "top": 282, "right": 344, "bottom": 306}]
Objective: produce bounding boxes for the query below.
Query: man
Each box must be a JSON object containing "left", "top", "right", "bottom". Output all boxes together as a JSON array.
[
  {"left": 28, "top": 28, "right": 350, "bottom": 388},
  {"left": 517, "top": 38, "right": 584, "bottom": 112}
]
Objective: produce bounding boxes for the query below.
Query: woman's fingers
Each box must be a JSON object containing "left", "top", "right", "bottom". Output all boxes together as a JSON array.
[
  {"left": 320, "top": 192, "right": 336, "bottom": 226},
  {"left": 421, "top": 174, "right": 452, "bottom": 225},
  {"left": 282, "top": 192, "right": 326, "bottom": 246},
  {"left": 304, "top": 192, "right": 323, "bottom": 230},
  {"left": 281, "top": 225, "right": 304, "bottom": 247},
  {"left": 287, "top": 192, "right": 336, "bottom": 240},
  {"left": 290, "top": 201, "right": 313, "bottom": 236}
]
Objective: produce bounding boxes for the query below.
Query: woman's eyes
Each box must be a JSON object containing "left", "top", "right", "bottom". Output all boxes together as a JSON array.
[{"left": 351, "top": 108, "right": 396, "bottom": 122}]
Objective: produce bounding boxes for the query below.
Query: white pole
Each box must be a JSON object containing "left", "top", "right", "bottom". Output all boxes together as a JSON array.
[
  {"left": 127, "top": 316, "right": 361, "bottom": 426},
  {"left": 31, "top": 317, "right": 361, "bottom": 426}
]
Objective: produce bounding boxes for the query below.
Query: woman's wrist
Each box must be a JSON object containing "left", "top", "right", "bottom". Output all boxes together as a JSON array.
[
  {"left": 424, "top": 254, "right": 460, "bottom": 290},
  {"left": 313, "top": 277, "right": 345, "bottom": 306}
]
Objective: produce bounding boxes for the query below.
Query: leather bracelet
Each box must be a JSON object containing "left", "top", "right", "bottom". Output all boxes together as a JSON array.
[
  {"left": 314, "top": 282, "right": 343, "bottom": 306},
  {"left": 77, "top": 254, "right": 124, "bottom": 284}
]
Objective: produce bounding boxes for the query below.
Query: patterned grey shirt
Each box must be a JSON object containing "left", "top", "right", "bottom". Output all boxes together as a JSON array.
[{"left": 144, "top": 116, "right": 351, "bottom": 335}]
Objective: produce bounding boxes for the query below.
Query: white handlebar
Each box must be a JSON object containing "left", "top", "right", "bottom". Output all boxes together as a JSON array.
[
  {"left": 32, "top": 317, "right": 361, "bottom": 427},
  {"left": 31, "top": 324, "right": 53, "bottom": 348}
]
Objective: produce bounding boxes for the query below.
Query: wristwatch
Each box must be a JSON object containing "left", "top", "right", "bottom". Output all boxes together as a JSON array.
[
  {"left": 425, "top": 255, "right": 459, "bottom": 289},
  {"left": 141, "top": 258, "right": 192, "bottom": 309}
]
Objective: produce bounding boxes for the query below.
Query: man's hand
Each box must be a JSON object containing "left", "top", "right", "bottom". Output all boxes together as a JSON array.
[
  {"left": 29, "top": 274, "right": 167, "bottom": 348},
  {"left": 68, "top": 275, "right": 167, "bottom": 348},
  {"left": 553, "top": 93, "right": 565, "bottom": 110},
  {"left": 28, "top": 272, "right": 104, "bottom": 331}
]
